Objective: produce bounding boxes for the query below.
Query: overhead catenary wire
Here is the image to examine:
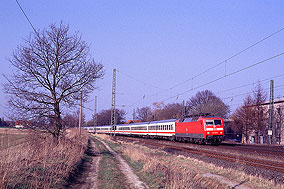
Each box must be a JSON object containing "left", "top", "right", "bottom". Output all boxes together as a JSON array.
[
  {"left": 217, "top": 73, "right": 284, "bottom": 94},
  {"left": 15, "top": 0, "right": 37, "bottom": 33},
  {"left": 163, "top": 26, "right": 284, "bottom": 91},
  {"left": 221, "top": 84, "right": 284, "bottom": 101},
  {"left": 160, "top": 51, "right": 284, "bottom": 103},
  {"left": 126, "top": 35, "right": 284, "bottom": 109},
  {"left": 128, "top": 51, "right": 284, "bottom": 107},
  {"left": 117, "top": 69, "right": 178, "bottom": 95},
  {"left": 129, "top": 26, "right": 284, "bottom": 103}
]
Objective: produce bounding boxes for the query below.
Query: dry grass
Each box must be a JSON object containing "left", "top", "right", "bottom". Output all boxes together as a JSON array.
[
  {"left": 0, "top": 128, "right": 88, "bottom": 189},
  {"left": 97, "top": 134, "right": 284, "bottom": 189},
  {"left": 0, "top": 128, "right": 28, "bottom": 150}
]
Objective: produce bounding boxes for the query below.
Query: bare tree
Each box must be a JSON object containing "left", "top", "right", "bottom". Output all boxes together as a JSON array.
[
  {"left": 231, "top": 95, "right": 255, "bottom": 143},
  {"left": 186, "top": 90, "right": 230, "bottom": 118},
  {"left": 153, "top": 102, "right": 183, "bottom": 120},
  {"left": 4, "top": 23, "right": 104, "bottom": 140},
  {"left": 135, "top": 102, "right": 183, "bottom": 122},
  {"left": 62, "top": 110, "right": 85, "bottom": 128},
  {"left": 97, "top": 109, "right": 126, "bottom": 126},
  {"left": 252, "top": 83, "right": 267, "bottom": 143},
  {"left": 136, "top": 106, "right": 153, "bottom": 122}
]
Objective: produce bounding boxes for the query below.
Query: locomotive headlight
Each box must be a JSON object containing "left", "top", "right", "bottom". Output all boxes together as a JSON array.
[
  {"left": 220, "top": 132, "right": 223, "bottom": 134},
  {"left": 207, "top": 132, "right": 210, "bottom": 134}
]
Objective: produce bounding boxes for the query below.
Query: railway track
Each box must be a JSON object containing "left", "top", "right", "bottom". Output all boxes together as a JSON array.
[
  {"left": 220, "top": 143, "right": 284, "bottom": 156},
  {"left": 116, "top": 136, "right": 284, "bottom": 173}
]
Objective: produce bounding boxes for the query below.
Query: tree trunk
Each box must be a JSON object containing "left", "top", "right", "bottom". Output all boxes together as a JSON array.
[{"left": 53, "top": 102, "right": 62, "bottom": 142}]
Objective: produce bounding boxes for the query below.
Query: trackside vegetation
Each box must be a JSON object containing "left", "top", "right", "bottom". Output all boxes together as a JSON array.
[
  {"left": 96, "top": 134, "right": 284, "bottom": 189},
  {"left": 0, "top": 128, "right": 88, "bottom": 188},
  {"left": 90, "top": 136, "right": 129, "bottom": 189}
]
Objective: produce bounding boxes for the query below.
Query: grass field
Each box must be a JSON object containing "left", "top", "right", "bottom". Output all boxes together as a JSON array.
[{"left": 0, "top": 128, "right": 28, "bottom": 150}]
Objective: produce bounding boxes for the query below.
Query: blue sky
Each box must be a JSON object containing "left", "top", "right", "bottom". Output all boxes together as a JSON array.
[{"left": 1, "top": 0, "right": 284, "bottom": 121}]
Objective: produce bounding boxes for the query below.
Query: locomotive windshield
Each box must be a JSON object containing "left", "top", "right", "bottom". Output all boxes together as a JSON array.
[
  {"left": 214, "top": 120, "right": 222, "bottom": 125},
  {"left": 205, "top": 120, "right": 214, "bottom": 125},
  {"left": 205, "top": 119, "right": 222, "bottom": 126}
]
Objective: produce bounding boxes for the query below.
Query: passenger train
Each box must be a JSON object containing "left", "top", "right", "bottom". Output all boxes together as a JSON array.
[{"left": 84, "top": 115, "right": 224, "bottom": 145}]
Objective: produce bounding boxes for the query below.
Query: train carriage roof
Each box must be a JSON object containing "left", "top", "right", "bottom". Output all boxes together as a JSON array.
[
  {"left": 149, "top": 119, "right": 177, "bottom": 124},
  {"left": 91, "top": 119, "right": 177, "bottom": 128}
]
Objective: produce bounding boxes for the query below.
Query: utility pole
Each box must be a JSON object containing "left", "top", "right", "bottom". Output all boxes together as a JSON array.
[
  {"left": 111, "top": 69, "right": 117, "bottom": 136},
  {"left": 268, "top": 80, "right": 274, "bottom": 144},
  {"left": 94, "top": 96, "right": 97, "bottom": 132},
  {"left": 79, "top": 92, "right": 83, "bottom": 134}
]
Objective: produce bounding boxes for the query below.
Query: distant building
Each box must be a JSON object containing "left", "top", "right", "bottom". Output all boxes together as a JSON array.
[
  {"left": 248, "top": 97, "right": 284, "bottom": 145},
  {"left": 15, "top": 120, "right": 32, "bottom": 129},
  {"left": 125, "top": 120, "right": 142, "bottom": 124}
]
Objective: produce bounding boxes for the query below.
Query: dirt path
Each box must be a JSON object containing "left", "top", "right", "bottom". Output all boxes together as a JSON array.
[
  {"left": 99, "top": 139, "right": 148, "bottom": 189},
  {"left": 69, "top": 139, "right": 101, "bottom": 189},
  {"left": 69, "top": 137, "right": 148, "bottom": 189}
]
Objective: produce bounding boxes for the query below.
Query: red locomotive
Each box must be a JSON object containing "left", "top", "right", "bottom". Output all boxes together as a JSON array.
[{"left": 175, "top": 116, "right": 224, "bottom": 144}]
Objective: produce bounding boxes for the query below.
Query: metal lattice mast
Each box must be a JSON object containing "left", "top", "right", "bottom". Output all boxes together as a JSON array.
[
  {"left": 111, "top": 69, "right": 117, "bottom": 126},
  {"left": 268, "top": 80, "right": 274, "bottom": 144}
]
